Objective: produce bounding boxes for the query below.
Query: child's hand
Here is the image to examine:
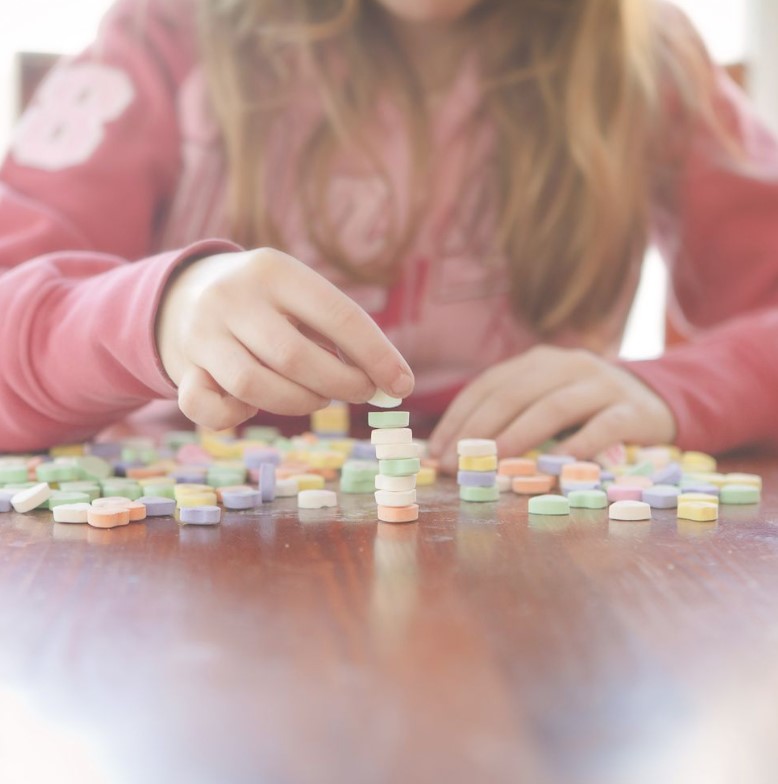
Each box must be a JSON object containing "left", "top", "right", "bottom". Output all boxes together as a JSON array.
[
  {"left": 428, "top": 345, "right": 675, "bottom": 472},
  {"left": 156, "top": 248, "right": 414, "bottom": 430}
]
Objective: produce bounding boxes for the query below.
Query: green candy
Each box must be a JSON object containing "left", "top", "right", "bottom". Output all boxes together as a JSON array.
[
  {"left": 59, "top": 481, "right": 101, "bottom": 501},
  {"left": 101, "top": 481, "right": 142, "bottom": 501},
  {"left": 368, "top": 411, "right": 410, "bottom": 429},
  {"left": 567, "top": 489, "right": 608, "bottom": 509},
  {"left": 378, "top": 458, "right": 420, "bottom": 477},
  {"left": 162, "top": 430, "right": 199, "bottom": 449},
  {"left": 527, "top": 494, "right": 570, "bottom": 515},
  {"left": 0, "top": 465, "right": 28, "bottom": 484},
  {"left": 122, "top": 446, "right": 157, "bottom": 464},
  {"left": 48, "top": 491, "right": 91, "bottom": 509},
  {"left": 340, "top": 460, "right": 379, "bottom": 483},
  {"left": 36, "top": 463, "right": 83, "bottom": 483},
  {"left": 459, "top": 485, "right": 499, "bottom": 503},
  {"left": 625, "top": 461, "right": 654, "bottom": 477},
  {"left": 207, "top": 467, "right": 247, "bottom": 487},
  {"left": 339, "top": 478, "right": 376, "bottom": 494},
  {"left": 74, "top": 456, "right": 113, "bottom": 481},
  {"left": 719, "top": 484, "right": 760, "bottom": 505},
  {"left": 243, "top": 426, "right": 281, "bottom": 442},
  {"left": 142, "top": 483, "right": 176, "bottom": 499}
]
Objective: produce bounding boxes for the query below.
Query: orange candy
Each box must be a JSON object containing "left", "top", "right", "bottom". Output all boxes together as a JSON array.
[
  {"left": 560, "top": 461, "right": 601, "bottom": 483},
  {"left": 87, "top": 505, "right": 131, "bottom": 529},
  {"left": 498, "top": 458, "right": 537, "bottom": 477},
  {"left": 511, "top": 475, "right": 555, "bottom": 495},
  {"left": 377, "top": 504, "right": 419, "bottom": 524}
]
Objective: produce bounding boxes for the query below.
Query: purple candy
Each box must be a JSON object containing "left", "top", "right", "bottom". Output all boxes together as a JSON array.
[
  {"left": 457, "top": 470, "right": 498, "bottom": 488},
  {"left": 179, "top": 505, "right": 222, "bottom": 525},
  {"left": 0, "top": 490, "right": 13, "bottom": 513},
  {"left": 244, "top": 448, "right": 281, "bottom": 469},
  {"left": 536, "top": 454, "right": 576, "bottom": 476},
  {"left": 259, "top": 463, "right": 277, "bottom": 502},
  {"left": 651, "top": 462, "right": 682, "bottom": 485},
  {"left": 222, "top": 489, "right": 261, "bottom": 510},
  {"left": 138, "top": 496, "right": 176, "bottom": 517},
  {"left": 600, "top": 470, "right": 615, "bottom": 483},
  {"left": 88, "top": 442, "right": 123, "bottom": 459},
  {"left": 642, "top": 485, "right": 681, "bottom": 509},
  {"left": 351, "top": 441, "right": 377, "bottom": 460},
  {"left": 680, "top": 482, "right": 720, "bottom": 497},
  {"left": 171, "top": 469, "right": 208, "bottom": 484}
]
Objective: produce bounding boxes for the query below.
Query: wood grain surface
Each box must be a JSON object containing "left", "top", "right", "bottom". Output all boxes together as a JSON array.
[{"left": 1, "top": 457, "right": 777, "bottom": 784}]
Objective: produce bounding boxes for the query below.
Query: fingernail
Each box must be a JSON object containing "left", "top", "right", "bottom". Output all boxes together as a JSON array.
[{"left": 391, "top": 371, "right": 414, "bottom": 398}]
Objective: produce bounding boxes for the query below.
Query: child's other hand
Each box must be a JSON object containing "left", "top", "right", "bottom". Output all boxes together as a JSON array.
[
  {"left": 156, "top": 248, "right": 414, "bottom": 430},
  {"left": 428, "top": 345, "right": 675, "bottom": 473}
]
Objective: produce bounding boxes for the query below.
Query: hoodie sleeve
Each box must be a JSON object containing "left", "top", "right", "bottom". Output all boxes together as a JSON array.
[
  {"left": 626, "top": 58, "right": 778, "bottom": 454},
  {"left": 0, "top": 0, "right": 238, "bottom": 451}
]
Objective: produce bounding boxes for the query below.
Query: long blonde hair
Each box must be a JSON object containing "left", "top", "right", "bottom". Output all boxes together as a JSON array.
[{"left": 196, "top": 0, "right": 718, "bottom": 335}]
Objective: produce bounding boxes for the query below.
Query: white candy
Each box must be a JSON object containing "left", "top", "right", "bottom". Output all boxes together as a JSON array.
[
  {"left": 375, "top": 489, "right": 417, "bottom": 507},
  {"left": 375, "top": 474, "right": 417, "bottom": 492},
  {"left": 297, "top": 489, "right": 338, "bottom": 509},
  {"left": 52, "top": 502, "right": 91, "bottom": 524},
  {"left": 11, "top": 482, "right": 52, "bottom": 513},
  {"left": 368, "top": 390, "right": 403, "bottom": 409},
  {"left": 496, "top": 474, "right": 512, "bottom": 493},
  {"left": 370, "top": 427, "right": 412, "bottom": 445},
  {"left": 456, "top": 438, "right": 498, "bottom": 457},
  {"left": 374, "top": 442, "right": 421, "bottom": 460},
  {"left": 275, "top": 478, "right": 299, "bottom": 498},
  {"left": 608, "top": 500, "right": 652, "bottom": 521}
]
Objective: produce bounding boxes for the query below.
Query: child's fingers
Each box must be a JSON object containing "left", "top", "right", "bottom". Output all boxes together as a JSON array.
[
  {"left": 269, "top": 258, "right": 414, "bottom": 398},
  {"left": 556, "top": 404, "right": 636, "bottom": 459},
  {"left": 197, "top": 338, "right": 331, "bottom": 415},
  {"left": 430, "top": 348, "right": 581, "bottom": 459},
  {"left": 177, "top": 366, "right": 257, "bottom": 431},
  {"left": 494, "top": 381, "right": 612, "bottom": 458},
  {"left": 228, "top": 312, "right": 375, "bottom": 404}
]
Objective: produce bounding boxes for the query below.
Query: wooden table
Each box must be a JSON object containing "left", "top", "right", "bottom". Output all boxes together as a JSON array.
[{"left": 1, "top": 457, "right": 778, "bottom": 784}]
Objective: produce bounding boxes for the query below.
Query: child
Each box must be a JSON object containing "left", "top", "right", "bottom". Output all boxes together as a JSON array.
[{"left": 0, "top": 0, "right": 776, "bottom": 473}]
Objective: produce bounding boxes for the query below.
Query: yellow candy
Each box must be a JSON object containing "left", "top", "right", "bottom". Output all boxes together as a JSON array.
[
  {"left": 678, "top": 492, "right": 719, "bottom": 505},
  {"left": 174, "top": 483, "right": 213, "bottom": 502},
  {"left": 328, "top": 439, "right": 356, "bottom": 455},
  {"left": 683, "top": 471, "right": 727, "bottom": 488},
  {"left": 725, "top": 472, "right": 762, "bottom": 489},
  {"left": 177, "top": 491, "right": 219, "bottom": 508},
  {"left": 49, "top": 444, "right": 86, "bottom": 457},
  {"left": 680, "top": 451, "right": 717, "bottom": 473},
  {"left": 138, "top": 475, "right": 176, "bottom": 488},
  {"left": 290, "top": 473, "right": 326, "bottom": 491},
  {"left": 458, "top": 455, "right": 498, "bottom": 472},
  {"left": 677, "top": 500, "right": 718, "bottom": 522},
  {"left": 624, "top": 445, "right": 641, "bottom": 465},
  {"left": 307, "top": 451, "right": 346, "bottom": 470},
  {"left": 416, "top": 466, "right": 437, "bottom": 486}
]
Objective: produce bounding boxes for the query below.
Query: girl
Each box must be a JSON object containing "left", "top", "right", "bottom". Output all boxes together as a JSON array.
[{"left": 0, "top": 0, "right": 776, "bottom": 474}]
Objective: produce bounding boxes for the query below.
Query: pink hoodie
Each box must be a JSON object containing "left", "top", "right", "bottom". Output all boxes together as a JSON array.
[{"left": 1, "top": 0, "right": 777, "bottom": 453}]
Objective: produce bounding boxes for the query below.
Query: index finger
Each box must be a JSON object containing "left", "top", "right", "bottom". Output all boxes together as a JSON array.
[{"left": 270, "top": 254, "right": 414, "bottom": 398}]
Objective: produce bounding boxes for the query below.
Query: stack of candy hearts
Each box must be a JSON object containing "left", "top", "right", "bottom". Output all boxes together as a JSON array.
[
  {"left": 457, "top": 439, "right": 499, "bottom": 502},
  {"left": 369, "top": 392, "right": 419, "bottom": 524}
]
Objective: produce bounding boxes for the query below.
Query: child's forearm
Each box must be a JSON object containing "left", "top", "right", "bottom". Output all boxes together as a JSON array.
[{"left": 625, "top": 308, "right": 778, "bottom": 453}]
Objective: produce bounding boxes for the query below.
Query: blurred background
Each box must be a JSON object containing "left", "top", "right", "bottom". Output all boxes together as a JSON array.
[{"left": 0, "top": 0, "right": 772, "bottom": 359}]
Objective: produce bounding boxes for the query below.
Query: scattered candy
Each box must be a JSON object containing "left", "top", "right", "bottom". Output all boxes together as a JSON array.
[
  {"left": 609, "top": 500, "right": 652, "bottom": 521},
  {"left": 298, "top": 490, "right": 338, "bottom": 509}
]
